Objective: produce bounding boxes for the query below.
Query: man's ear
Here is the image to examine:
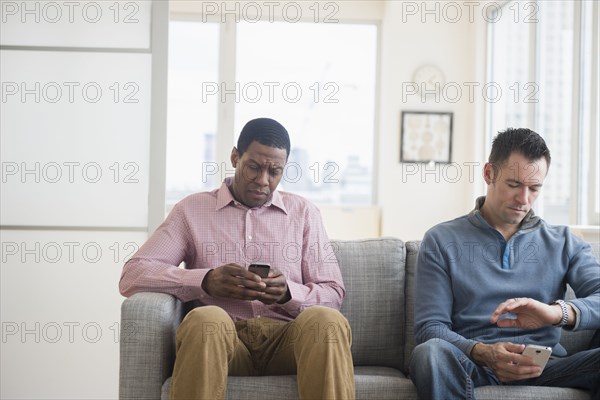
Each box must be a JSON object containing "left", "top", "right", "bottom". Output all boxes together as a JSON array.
[
  {"left": 483, "top": 162, "right": 495, "bottom": 185},
  {"left": 231, "top": 147, "right": 239, "bottom": 168}
]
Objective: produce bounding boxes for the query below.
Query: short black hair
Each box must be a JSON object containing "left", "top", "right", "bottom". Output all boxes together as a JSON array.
[
  {"left": 489, "top": 128, "right": 551, "bottom": 169},
  {"left": 237, "top": 118, "right": 290, "bottom": 158}
]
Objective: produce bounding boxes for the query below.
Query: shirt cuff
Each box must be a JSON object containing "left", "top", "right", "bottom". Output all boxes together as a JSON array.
[
  {"left": 179, "top": 268, "right": 211, "bottom": 302},
  {"left": 278, "top": 281, "right": 308, "bottom": 316},
  {"left": 565, "top": 301, "right": 581, "bottom": 331},
  {"left": 463, "top": 339, "right": 480, "bottom": 358}
]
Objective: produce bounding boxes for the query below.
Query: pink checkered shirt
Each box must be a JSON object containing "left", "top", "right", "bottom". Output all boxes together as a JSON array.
[{"left": 119, "top": 178, "right": 345, "bottom": 321}]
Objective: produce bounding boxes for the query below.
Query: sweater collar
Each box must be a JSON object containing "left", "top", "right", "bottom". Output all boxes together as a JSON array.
[{"left": 468, "top": 196, "right": 541, "bottom": 233}]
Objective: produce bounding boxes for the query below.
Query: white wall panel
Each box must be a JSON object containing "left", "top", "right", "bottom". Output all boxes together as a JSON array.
[
  {"left": 0, "top": 229, "right": 147, "bottom": 399},
  {"left": 0, "top": 50, "right": 151, "bottom": 227},
  {"left": 0, "top": 0, "right": 165, "bottom": 398},
  {"left": 0, "top": 0, "right": 151, "bottom": 49}
]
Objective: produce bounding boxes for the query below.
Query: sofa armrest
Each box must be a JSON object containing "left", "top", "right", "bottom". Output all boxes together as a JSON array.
[
  {"left": 560, "top": 285, "right": 597, "bottom": 355},
  {"left": 119, "top": 292, "right": 183, "bottom": 400}
]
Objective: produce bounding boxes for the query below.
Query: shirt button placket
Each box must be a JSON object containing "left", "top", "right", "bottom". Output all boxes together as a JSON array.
[
  {"left": 246, "top": 208, "right": 260, "bottom": 318},
  {"left": 246, "top": 209, "right": 253, "bottom": 243}
]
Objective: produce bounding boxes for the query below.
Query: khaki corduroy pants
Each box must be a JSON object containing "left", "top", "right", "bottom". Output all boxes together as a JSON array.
[{"left": 170, "top": 305, "right": 355, "bottom": 400}]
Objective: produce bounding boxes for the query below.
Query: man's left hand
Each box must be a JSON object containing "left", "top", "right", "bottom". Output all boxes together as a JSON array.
[
  {"left": 490, "top": 297, "right": 568, "bottom": 329},
  {"left": 258, "top": 267, "right": 291, "bottom": 305}
]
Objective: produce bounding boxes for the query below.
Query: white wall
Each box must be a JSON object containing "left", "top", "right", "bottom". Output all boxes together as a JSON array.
[{"left": 377, "top": 1, "right": 487, "bottom": 241}]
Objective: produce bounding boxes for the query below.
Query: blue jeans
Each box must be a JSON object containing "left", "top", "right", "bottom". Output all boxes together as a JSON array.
[{"left": 409, "top": 339, "right": 600, "bottom": 400}]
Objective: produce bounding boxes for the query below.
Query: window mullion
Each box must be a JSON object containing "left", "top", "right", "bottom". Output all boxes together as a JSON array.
[
  {"left": 588, "top": 1, "right": 599, "bottom": 225},
  {"left": 570, "top": 0, "right": 583, "bottom": 225},
  {"left": 216, "top": 20, "right": 237, "bottom": 166}
]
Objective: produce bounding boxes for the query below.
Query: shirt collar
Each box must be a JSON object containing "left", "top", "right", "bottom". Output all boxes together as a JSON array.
[{"left": 215, "top": 177, "right": 288, "bottom": 214}]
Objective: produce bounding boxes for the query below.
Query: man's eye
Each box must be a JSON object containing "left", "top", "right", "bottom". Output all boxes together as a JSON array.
[
  {"left": 508, "top": 183, "right": 519, "bottom": 188},
  {"left": 248, "top": 165, "right": 259, "bottom": 170}
]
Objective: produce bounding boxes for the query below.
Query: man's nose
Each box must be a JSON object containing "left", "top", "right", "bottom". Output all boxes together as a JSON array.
[
  {"left": 255, "top": 169, "right": 269, "bottom": 186},
  {"left": 515, "top": 186, "right": 528, "bottom": 205}
]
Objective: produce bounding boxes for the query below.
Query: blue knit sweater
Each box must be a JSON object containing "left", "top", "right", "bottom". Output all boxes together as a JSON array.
[{"left": 414, "top": 197, "right": 600, "bottom": 357}]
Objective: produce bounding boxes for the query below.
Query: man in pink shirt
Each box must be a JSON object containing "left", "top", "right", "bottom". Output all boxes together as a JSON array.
[{"left": 119, "top": 118, "right": 354, "bottom": 399}]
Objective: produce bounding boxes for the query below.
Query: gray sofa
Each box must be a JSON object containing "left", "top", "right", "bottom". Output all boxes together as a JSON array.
[{"left": 119, "top": 238, "right": 595, "bottom": 399}]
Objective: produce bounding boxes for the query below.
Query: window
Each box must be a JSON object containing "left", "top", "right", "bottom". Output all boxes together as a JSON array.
[
  {"left": 487, "top": 2, "right": 531, "bottom": 136},
  {"left": 235, "top": 22, "right": 377, "bottom": 204},
  {"left": 536, "top": 1, "right": 574, "bottom": 225},
  {"left": 487, "top": 0, "right": 599, "bottom": 225},
  {"left": 165, "top": 21, "right": 219, "bottom": 206},
  {"left": 165, "top": 18, "right": 377, "bottom": 207}
]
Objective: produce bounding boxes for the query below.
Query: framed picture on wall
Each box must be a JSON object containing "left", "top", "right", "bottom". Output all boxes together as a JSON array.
[{"left": 400, "top": 111, "right": 453, "bottom": 163}]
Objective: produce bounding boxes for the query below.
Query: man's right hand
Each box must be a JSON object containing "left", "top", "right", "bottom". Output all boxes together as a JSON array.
[
  {"left": 470, "top": 342, "right": 542, "bottom": 382},
  {"left": 201, "top": 264, "right": 267, "bottom": 300}
]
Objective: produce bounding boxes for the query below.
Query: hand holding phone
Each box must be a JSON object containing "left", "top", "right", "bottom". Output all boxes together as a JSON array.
[
  {"left": 522, "top": 344, "right": 552, "bottom": 371},
  {"left": 248, "top": 263, "right": 270, "bottom": 279}
]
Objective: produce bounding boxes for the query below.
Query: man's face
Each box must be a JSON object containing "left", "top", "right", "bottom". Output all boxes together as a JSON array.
[
  {"left": 230, "top": 141, "right": 287, "bottom": 208},
  {"left": 483, "top": 152, "right": 548, "bottom": 229}
]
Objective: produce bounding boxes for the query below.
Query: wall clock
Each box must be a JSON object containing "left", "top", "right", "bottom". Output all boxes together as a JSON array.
[{"left": 413, "top": 65, "right": 445, "bottom": 94}]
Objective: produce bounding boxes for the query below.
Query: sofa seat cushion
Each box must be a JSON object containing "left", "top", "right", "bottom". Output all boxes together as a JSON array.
[
  {"left": 161, "top": 367, "right": 414, "bottom": 400},
  {"left": 352, "top": 366, "right": 416, "bottom": 400},
  {"left": 475, "top": 385, "right": 590, "bottom": 400}
]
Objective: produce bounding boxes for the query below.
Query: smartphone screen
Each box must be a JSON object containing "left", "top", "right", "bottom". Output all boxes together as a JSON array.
[{"left": 248, "top": 263, "right": 270, "bottom": 278}]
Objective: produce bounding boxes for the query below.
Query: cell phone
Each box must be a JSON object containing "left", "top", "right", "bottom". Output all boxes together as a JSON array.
[
  {"left": 248, "top": 263, "right": 270, "bottom": 279},
  {"left": 522, "top": 344, "right": 552, "bottom": 370}
]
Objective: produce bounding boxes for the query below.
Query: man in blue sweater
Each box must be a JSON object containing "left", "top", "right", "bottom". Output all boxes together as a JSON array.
[{"left": 410, "top": 128, "right": 599, "bottom": 399}]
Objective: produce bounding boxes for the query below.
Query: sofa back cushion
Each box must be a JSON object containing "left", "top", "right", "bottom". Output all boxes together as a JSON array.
[{"left": 333, "top": 238, "right": 405, "bottom": 370}]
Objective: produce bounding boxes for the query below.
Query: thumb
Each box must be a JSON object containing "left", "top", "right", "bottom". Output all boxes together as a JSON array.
[
  {"left": 268, "top": 268, "right": 283, "bottom": 278},
  {"left": 496, "top": 316, "right": 520, "bottom": 328},
  {"left": 505, "top": 342, "right": 526, "bottom": 354}
]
